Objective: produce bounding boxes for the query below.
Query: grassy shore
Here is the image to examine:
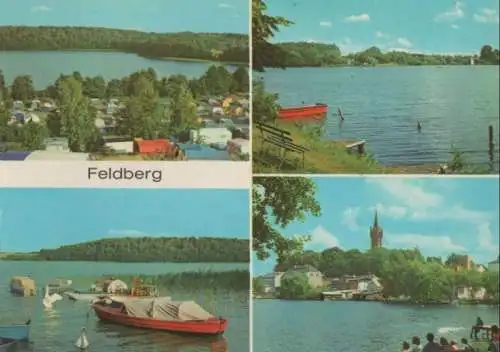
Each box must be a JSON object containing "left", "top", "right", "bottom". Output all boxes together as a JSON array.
[
  {"left": 121, "top": 270, "right": 250, "bottom": 290},
  {"left": 253, "top": 121, "right": 442, "bottom": 174}
]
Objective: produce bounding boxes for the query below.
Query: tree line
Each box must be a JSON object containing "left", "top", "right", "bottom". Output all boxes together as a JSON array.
[
  {"left": 2, "top": 237, "right": 250, "bottom": 263},
  {"left": 0, "top": 26, "right": 249, "bottom": 64},
  {"left": 0, "top": 64, "right": 249, "bottom": 152},
  {"left": 269, "top": 248, "right": 499, "bottom": 303}
]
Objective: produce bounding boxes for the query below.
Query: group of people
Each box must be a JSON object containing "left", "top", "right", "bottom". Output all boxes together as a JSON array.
[
  {"left": 401, "top": 334, "right": 473, "bottom": 352},
  {"left": 401, "top": 325, "right": 500, "bottom": 352}
]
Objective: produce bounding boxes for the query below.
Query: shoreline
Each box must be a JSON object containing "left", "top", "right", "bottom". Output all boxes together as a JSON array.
[{"left": 263, "top": 63, "right": 499, "bottom": 69}]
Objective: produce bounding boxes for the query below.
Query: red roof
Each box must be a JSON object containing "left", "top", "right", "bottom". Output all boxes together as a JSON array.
[{"left": 134, "top": 139, "right": 171, "bottom": 154}]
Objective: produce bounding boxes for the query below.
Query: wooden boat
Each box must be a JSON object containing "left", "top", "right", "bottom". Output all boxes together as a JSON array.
[
  {"left": 0, "top": 320, "right": 30, "bottom": 341},
  {"left": 0, "top": 338, "right": 17, "bottom": 351},
  {"left": 92, "top": 296, "right": 228, "bottom": 335},
  {"left": 278, "top": 103, "right": 328, "bottom": 120},
  {"left": 67, "top": 279, "right": 159, "bottom": 301}
]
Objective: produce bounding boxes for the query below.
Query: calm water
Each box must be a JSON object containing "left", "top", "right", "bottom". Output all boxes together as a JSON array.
[
  {"left": 253, "top": 300, "right": 500, "bottom": 352},
  {"left": 262, "top": 66, "right": 500, "bottom": 167},
  {"left": 0, "top": 51, "right": 236, "bottom": 89},
  {"left": 0, "top": 261, "right": 249, "bottom": 352}
]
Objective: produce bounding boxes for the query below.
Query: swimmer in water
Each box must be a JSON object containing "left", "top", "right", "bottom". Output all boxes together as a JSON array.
[{"left": 417, "top": 121, "right": 422, "bottom": 132}]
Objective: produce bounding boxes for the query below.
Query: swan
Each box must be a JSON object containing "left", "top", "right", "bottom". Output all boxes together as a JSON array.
[
  {"left": 42, "top": 285, "right": 63, "bottom": 309},
  {"left": 75, "top": 327, "right": 89, "bottom": 350}
]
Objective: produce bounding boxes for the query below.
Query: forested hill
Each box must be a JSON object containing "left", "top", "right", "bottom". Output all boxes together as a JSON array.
[
  {"left": 0, "top": 26, "right": 249, "bottom": 64},
  {"left": 269, "top": 41, "right": 499, "bottom": 67},
  {"left": 2, "top": 237, "right": 250, "bottom": 263}
]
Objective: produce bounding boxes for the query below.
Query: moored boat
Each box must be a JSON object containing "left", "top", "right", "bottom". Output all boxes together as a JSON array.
[
  {"left": 65, "top": 291, "right": 102, "bottom": 302},
  {"left": 0, "top": 320, "right": 30, "bottom": 341},
  {"left": 92, "top": 296, "right": 228, "bottom": 335},
  {"left": 9, "top": 276, "right": 36, "bottom": 296},
  {"left": 278, "top": 103, "right": 328, "bottom": 120}
]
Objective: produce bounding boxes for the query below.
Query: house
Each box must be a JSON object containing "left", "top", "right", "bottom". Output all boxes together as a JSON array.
[
  {"left": 330, "top": 274, "right": 383, "bottom": 294},
  {"left": 456, "top": 286, "right": 487, "bottom": 300},
  {"left": 488, "top": 257, "right": 499, "bottom": 272},
  {"left": 212, "top": 107, "right": 224, "bottom": 115},
  {"left": 474, "top": 264, "right": 487, "bottom": 273},
  {"left": 275, "top": 265, "right": 325, "bottom": 289},
  {"left": 257, "top": 273, "right": 276, "bottom": 293}
]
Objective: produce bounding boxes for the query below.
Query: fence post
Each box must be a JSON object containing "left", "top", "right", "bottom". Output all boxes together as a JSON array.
[{"left": 488, "top": 124, "right": 494, "bottom": 171}]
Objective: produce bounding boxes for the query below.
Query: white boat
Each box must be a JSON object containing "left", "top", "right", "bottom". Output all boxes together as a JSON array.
[
  {"left": 65, "top": 291, "right": 102, "bottom": 302},
  {"left": 0, "top": 321, "right": 30, "bottom": 340}
]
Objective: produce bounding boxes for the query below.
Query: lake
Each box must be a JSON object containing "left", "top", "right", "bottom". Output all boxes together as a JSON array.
[
  {"left": 0, "top": 261, "right": 249, "bottom": 352},
  {"left": 0, "top": 51, "right": 237, "bottom": 89},
  {"left": 253, "top": 299, "right": 499, "bottom": 352},
  {"left": 261, "top": 66, "right": 500, "bottom": 168}
]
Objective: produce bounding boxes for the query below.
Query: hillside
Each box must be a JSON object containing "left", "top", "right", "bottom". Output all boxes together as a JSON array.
[
  {"left": 0, "top": 26, "right": 249, "bottom": 64},
  {"left": 1, "top": 236, "right": 250, "bottom": 263}
]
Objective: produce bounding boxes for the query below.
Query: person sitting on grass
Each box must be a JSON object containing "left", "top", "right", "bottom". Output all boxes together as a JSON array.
[
  {"left": 423, "top": 333, "right": 442, "bottom": 352},
  {"left": 460, "top": 338, "right": 475, "bottom": 352}
]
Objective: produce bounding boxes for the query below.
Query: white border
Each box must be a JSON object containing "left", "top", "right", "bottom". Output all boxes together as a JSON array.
[{"left": 0, "top": 161, "right": 251, "bottom": 188}]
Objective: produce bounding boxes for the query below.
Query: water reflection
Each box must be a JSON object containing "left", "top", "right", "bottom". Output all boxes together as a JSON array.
[{"left": 94, "top": 322, "right": 228, "bottom": 352}]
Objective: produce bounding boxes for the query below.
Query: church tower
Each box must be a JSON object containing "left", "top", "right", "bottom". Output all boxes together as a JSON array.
[{"left": 370, "top": 210, "right": 383, "bottom": 249}]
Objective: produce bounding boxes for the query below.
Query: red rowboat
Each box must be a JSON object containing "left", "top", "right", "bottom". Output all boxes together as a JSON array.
[
  {"left": 92, "top": 297, "right": 228, "bottom": 336},
  {"left": 278, "top": 103, "right": 328, "bottom": 120}
]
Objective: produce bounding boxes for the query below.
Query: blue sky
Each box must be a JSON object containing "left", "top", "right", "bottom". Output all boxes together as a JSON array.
[
  {"left": 266, "top": 0, "right": 499, "bottom": 54},
  {"left": 0, "top": 0, "right": 248, "bottom": 33},
  {"left": 0, "top": 188, "right": 249, "bottom": 252},
  {"left": 253, "top": 177, "right": 500, "bottom": 275}
]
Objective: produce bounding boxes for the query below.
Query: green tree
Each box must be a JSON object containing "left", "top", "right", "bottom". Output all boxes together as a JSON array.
[
  {"left": 252, "top": 80, "right": 279, "bottom": 123},
  {"left": 203, "top": 65, "right": 233, "bottom": 96},
  {"left": 57, "top": 77, "right": 98, "bottom": 152},
  {"left": 278, "top": 272, "right": 312, "bottom": 299},
  {"left": 11, "top": 75, "right": 35, "bottom": 102},
  {"left": 253, "top": 277, "right": 265, "bottom": 295},
  {"left": 252, "top": 0, "right": 293, "bottom": 71},
  {"left": 21, "top": 121, "right": 47, "bottom": 150},
  {"left": 167, "top": 83, "right": 199, "bottom": 135},
  {"left": 120, "top": 76, "right": 163, "bottom": 139},
  {"left": 106, "top": 79, "right": 123, "bottom": 98},
  {"left": 231, "top": 66, "right": 249, "bottom": 93},
  {"left": 253, "top": 177, "right": 321, "bottom": 260}
]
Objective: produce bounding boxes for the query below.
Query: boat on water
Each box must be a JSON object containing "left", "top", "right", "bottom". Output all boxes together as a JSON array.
[
  {"left": 66, "top": 277, "right": 159, "bottom": 301},
  {"left": 92, "top": 296, "right": 228, "bottom": 335},
  {"left": 9, "top": 276, "right": 36, "bottom": 296},
  {"left": 278, "top": 103, "right": 328, "bottom": 120},
  {"left": 0, "top": 320, "right": 30, "bottom": 341}
]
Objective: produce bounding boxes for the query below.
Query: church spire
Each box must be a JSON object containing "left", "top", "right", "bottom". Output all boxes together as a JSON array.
[{"left": 373, "top": 210, "right": 379, "bottom": 228}]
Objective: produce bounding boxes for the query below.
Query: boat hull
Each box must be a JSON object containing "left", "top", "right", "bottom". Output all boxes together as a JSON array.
[
  {"left": 0, "top": 338, "right": 17, "bottom": 351},
  {"left": 0, "top": 324, "right": 29, "bottom": 340},
  {"left": 278, "top": 104, "right": 328, "bottom": 120},
  {"left": 92, "top": 304, "right": 227, "bottom": 335},
  {"left": 65, "top": 292, "right": 102, "bottom": 302}
]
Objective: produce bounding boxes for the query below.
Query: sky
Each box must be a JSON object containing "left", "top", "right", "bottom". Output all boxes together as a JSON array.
[
  {"left": 0, "top": 188, "right": 249, "bottom": 252},
  {"left": 253, "top": 177, "right": 500, "bottom": 275},
  {"left": 265, "top": 0, "right": 499, "bottom": 54},
  {"left": 0, "top": 0, "right": 249, "bottom": 34}
]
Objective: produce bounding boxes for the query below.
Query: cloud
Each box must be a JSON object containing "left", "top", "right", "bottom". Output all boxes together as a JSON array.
[
  {"left": 107, "top": 229, "right": 149, "bottom": 236},
  {"left": 344, "top": 14, "right": 370, "bottom": 23},
  {"left": 218, "top": 3, "right": 233, "bottom": 8},
  {"left": 30, "top": 5, "right": 51, "bottom": 12},
  {"left": 365, "top": 179, "right": 491, "bottom": 224},
  {"left": 434, "top": 1, "right": 464, "bottom": 22},
  {"left": 375, "top": 31, "right": 386, "bottom": 38},
  {"left": 476, "top": 222, "right": 497, "bottom": 252},
  {"left": 319, "top": 21, "right": 332, "bottom": 27},
  {"left": 451, "top": 24, "right": 460, "bottom": 29},
  {"left": 473, "top": 8, "right": 499, "bottom": 24},
  {"left": 305, "top": 225, "right": 341, "bottom": 249},
  {"left": 387, "top": 233, "right": 467, "bottom": 253},
  {"left": 341, "top": 207, "right": 360, "bottom": 231},
  {"left": 396, "top": 37, "right": 412, "bottom": 48}
]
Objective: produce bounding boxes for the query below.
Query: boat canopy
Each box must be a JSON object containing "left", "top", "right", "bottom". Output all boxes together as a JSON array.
[
  {"left": 10, "top": 276, "right": 36, "bottom": 290},
  {"left": 121, "top": 298, "right": 214, "bottom": 321}
]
